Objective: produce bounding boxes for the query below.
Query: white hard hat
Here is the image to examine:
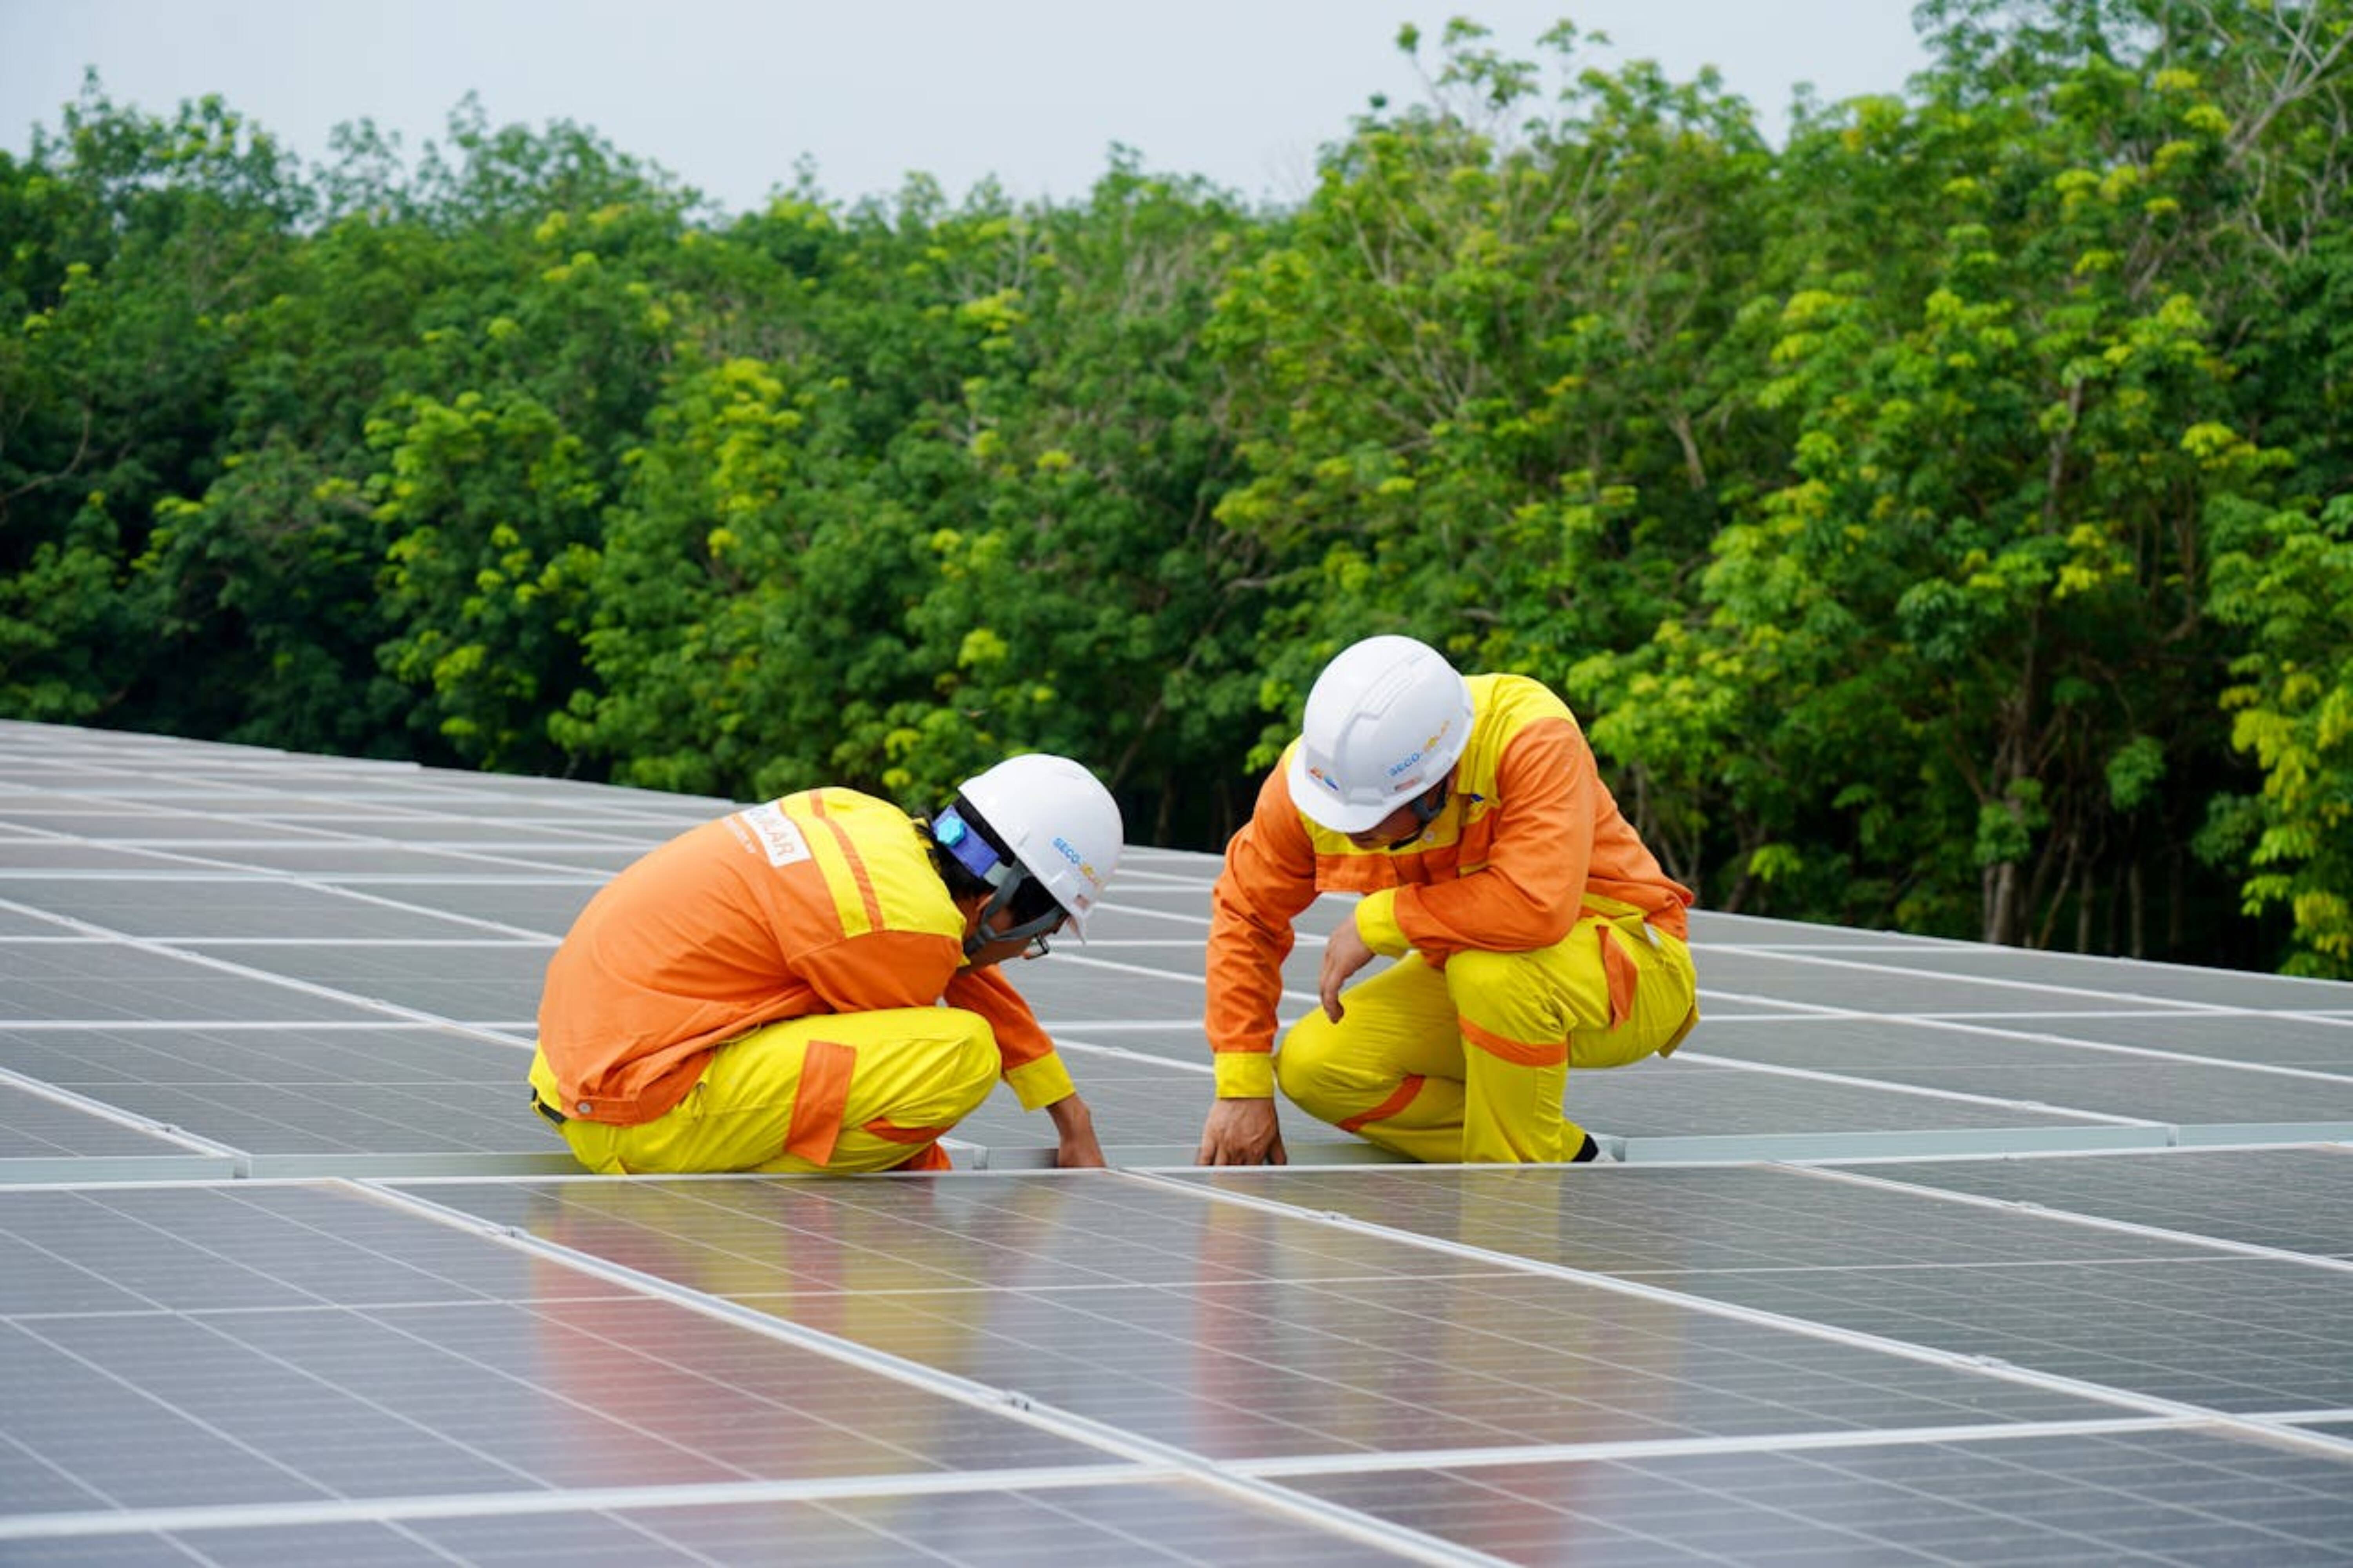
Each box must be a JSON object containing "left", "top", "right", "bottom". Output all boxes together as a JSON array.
[
  {"left": 944, "top": 753, "right": 1123, "bottom": 935},
  {"left": 1285, "top": 635, "right": 1475, "bottom": 833}
]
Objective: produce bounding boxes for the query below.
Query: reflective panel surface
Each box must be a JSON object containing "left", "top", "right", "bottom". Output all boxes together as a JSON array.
[{"left": 4, "top": 719, "right": 2349, "bottom": 1563}]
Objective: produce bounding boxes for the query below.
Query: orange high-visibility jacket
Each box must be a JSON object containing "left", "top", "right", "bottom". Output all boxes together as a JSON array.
[
  {"left": 1206, "top": 673, "right": 1695, "bottom": 1096},
  {"left": 537, "top": 788, "right": 1073, "bottom": 1125}
]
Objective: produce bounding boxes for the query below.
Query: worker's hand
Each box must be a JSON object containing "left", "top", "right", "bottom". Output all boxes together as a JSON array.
[
  {"left": 1195, "top": 1096, "right": 1287, "bottom": 1166},
  {"left": 1047, "top": 1092, "right": 1107, "bottom": 1168},
  {"left": 1317, "top": 911, "right": 1377, "bottom": 1023}
]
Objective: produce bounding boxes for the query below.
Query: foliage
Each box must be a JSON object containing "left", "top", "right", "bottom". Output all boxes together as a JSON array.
[
  {"left": 1206, "top": 20, "right": 1773, "bottom": 797},
  {"left": 4, "top": 8, "right": 2351, "bottom": 975},
  {"left": 2209, "top": 493, "right": 2353, "bottom": 977}
]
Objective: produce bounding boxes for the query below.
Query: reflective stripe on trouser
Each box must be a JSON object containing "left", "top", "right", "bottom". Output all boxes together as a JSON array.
[
  {"left": 1276, "top": 905, "right": 1698, "bottom": 1163},
  {"left": 527, "top": 1007, "right": 998, "bottom": 1175}
]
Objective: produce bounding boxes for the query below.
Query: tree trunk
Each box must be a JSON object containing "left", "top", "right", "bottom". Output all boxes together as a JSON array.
[{"left": 1983, "top": 857, "right": 2018, "bottom": 946}]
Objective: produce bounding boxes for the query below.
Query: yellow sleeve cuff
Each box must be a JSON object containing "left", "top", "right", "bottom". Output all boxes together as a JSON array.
[
  {"left": 1354, "top": 888, "right": 1409, "bottom": 956},
  {"left": 1213, "top": 1051, "right": 1276, "bottom": 1099},
  {"left": 1004, "top": 1052, "right": 1076, "bottom": 1113}
]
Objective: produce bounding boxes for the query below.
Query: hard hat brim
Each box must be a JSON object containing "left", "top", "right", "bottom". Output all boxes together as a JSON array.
[{"left": 1286, "top": 747, "right": 1405, "bottom": 835}]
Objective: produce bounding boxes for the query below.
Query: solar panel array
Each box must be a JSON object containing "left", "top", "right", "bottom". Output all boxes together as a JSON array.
[{"left": 3, "top": 717, "right": 2350, "bottom": 1565}]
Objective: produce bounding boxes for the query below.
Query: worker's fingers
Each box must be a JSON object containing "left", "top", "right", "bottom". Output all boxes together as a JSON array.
[
  {"left": 1318, "top": 960, "right": 1347, "bottom": 1022},
  {"left": 1317, "top": 920, "right": 1373, "bottom": 1023},
  {"left": 1198, "top": 1101, "right": 1283, "bottom": 1166}
]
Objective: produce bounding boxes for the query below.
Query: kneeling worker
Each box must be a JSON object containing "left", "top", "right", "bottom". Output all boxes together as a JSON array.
[
  {"left": 1197, "top": 635, "right": 1699, "bottom": 1166},
  {"left": 531, "top": 754, "right": 1122, "bottom": 1173}
]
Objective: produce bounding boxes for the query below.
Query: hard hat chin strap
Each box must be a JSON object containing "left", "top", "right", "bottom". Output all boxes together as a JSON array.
[
  {"left": 964, "top": 872, "right": 1062, "bottom": 959},
  {"left": 1376, "top": 780, "right": 1451, "bottom": 851}
]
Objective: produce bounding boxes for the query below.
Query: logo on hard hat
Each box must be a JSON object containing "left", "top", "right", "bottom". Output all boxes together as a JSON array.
[
  {"left": 1385, "top": 722, "right": 1453, "bottom": 779},
  {"left": 1050, "top": 834, "right": 1105, "bottom": 891}
]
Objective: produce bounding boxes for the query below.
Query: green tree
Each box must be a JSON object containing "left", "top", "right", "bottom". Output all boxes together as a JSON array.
[
  {"left": 0, "top": 80, "right": 305, "bottom": 730},
  {"left": 2209, "top": 492, "right": 2353, "bottom": 977},
  {"left": 1206, "top": 20, "right": 1775, "bottom": 849},
  {"left": 1580, "top": 1, "right": 2349, "bottom": 960},
  {"left": 129, "top": 204, "right": 458, "bottom": 754},
  {"left": 561, "top": 160, "right": 1263, "bottom": 841},
  {"left": 882, "top": 158, "right": 1268, "bottom": 840},
  {"left": 9, "top": 19, "right": 2351, "bottom": 977}
]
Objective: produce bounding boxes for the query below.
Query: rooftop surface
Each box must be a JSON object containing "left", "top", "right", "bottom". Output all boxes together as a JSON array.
[{"left": 3, "top": 719, "right": 2350, "bottom": 1565}]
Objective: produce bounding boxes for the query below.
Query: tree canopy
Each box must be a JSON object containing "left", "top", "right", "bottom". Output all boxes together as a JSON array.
[{"left": 5, "top": 3, "right": 2351, "bottom": 976}]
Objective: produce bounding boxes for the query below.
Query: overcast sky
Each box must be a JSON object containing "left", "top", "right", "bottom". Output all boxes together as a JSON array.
[{"left": 1, "top": 1, "right": 1932, "bottom": 213}]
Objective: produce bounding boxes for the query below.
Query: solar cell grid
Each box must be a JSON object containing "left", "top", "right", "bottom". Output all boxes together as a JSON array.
[
  {"left": 1966, "top": 1008, "right": 2353, "bottom": 1068},
  {"left": 0, "top": 1081, "right": 193, "bottom": 1157},
  {"left": 0, "top": 841, "right": 203, "bottom": 871},
  {"left": 1695, "top": 1028, "right": 2353, "bottom": 1126},
  {"left": 4, "top": 883, "right": 524, "bottom": 940},
  {"left": 176, "top": 843, "right": 610, "bottom": 877},
  {"left": 1809, "top": 942, "right": 2353, "bottom": 1012},
  {"left": 2, "top": 719, "right": 2350, "bottom": 1564},
  {"left": 1286, "top": 1431, "right": 2353, "bottom": 1566},
  {"left": 1855, "top": 1146, "right": 2353, "bottom": 1259}
]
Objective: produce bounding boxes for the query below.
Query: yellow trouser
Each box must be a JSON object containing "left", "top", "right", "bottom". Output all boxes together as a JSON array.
[
  {"left": 529, "top": 1007, "right": 999, "bottom": 1175},
  {"left": 1276, "top": 902, "right": 1698, "bottom": 1163}
]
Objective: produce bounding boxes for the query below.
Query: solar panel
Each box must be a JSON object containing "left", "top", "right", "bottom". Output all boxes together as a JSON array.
[{"left": 3, "top": 717, "right": 2349, "bottom": 1564}]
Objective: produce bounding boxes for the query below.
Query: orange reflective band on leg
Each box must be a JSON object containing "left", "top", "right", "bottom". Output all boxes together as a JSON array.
[
  {"left": 782, "top": 1038, "right": 856, "bottom": 1166},
  {"left": 1459, "top": 1015, "right": 1569, "bottom": 1068},
  {"left": 1337, "top": 1073, "right": 1426, "bottom": 1135},
  {"left": 894, "top": 1141, "right": 953, "bottom": 1172},
  {"left": 860, "top": 1117, "right": 954, "bottom": 1145},
  {"left": 1600, "top": 926, "right": 1638, "bottom": 1029}
]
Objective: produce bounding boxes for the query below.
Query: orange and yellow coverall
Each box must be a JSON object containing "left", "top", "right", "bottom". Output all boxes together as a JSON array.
[
  {"left": 530, "top": 788, "right": 1075, "bottom": 1174},
  {"left": 1207, "top": 673, "right": 1699, "bottom": 1162}
]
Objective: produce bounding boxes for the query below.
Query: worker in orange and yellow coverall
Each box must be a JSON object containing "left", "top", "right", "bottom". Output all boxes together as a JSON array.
[
  {"left": 1197, "top": 636, "right": 1699, "bottom": 1166},
  {"left": 530, "top": 753, "right": 1122, "bottom": 1175}
]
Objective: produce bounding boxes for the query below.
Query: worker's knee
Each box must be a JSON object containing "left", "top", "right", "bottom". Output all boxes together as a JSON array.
[
  {"left": 1273, "top": 1011, "right": 1345, "bottom": 1117},
  {"left": 935, "top": 1010, "right": 1000, "bottom": 1118}
]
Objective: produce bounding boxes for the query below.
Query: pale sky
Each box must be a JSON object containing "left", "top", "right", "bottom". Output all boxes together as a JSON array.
[{"left": 0, "top": 1, "right": 1931, "bottom": 213}]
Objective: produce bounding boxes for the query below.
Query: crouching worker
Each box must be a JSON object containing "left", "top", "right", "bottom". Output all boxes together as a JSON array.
[
  {"left": 1197, "top": 635, "right": 1699, "bottom": 1166},
  {"left": 530, "top": 754, "right": 1123, "bottom": 1174}
]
